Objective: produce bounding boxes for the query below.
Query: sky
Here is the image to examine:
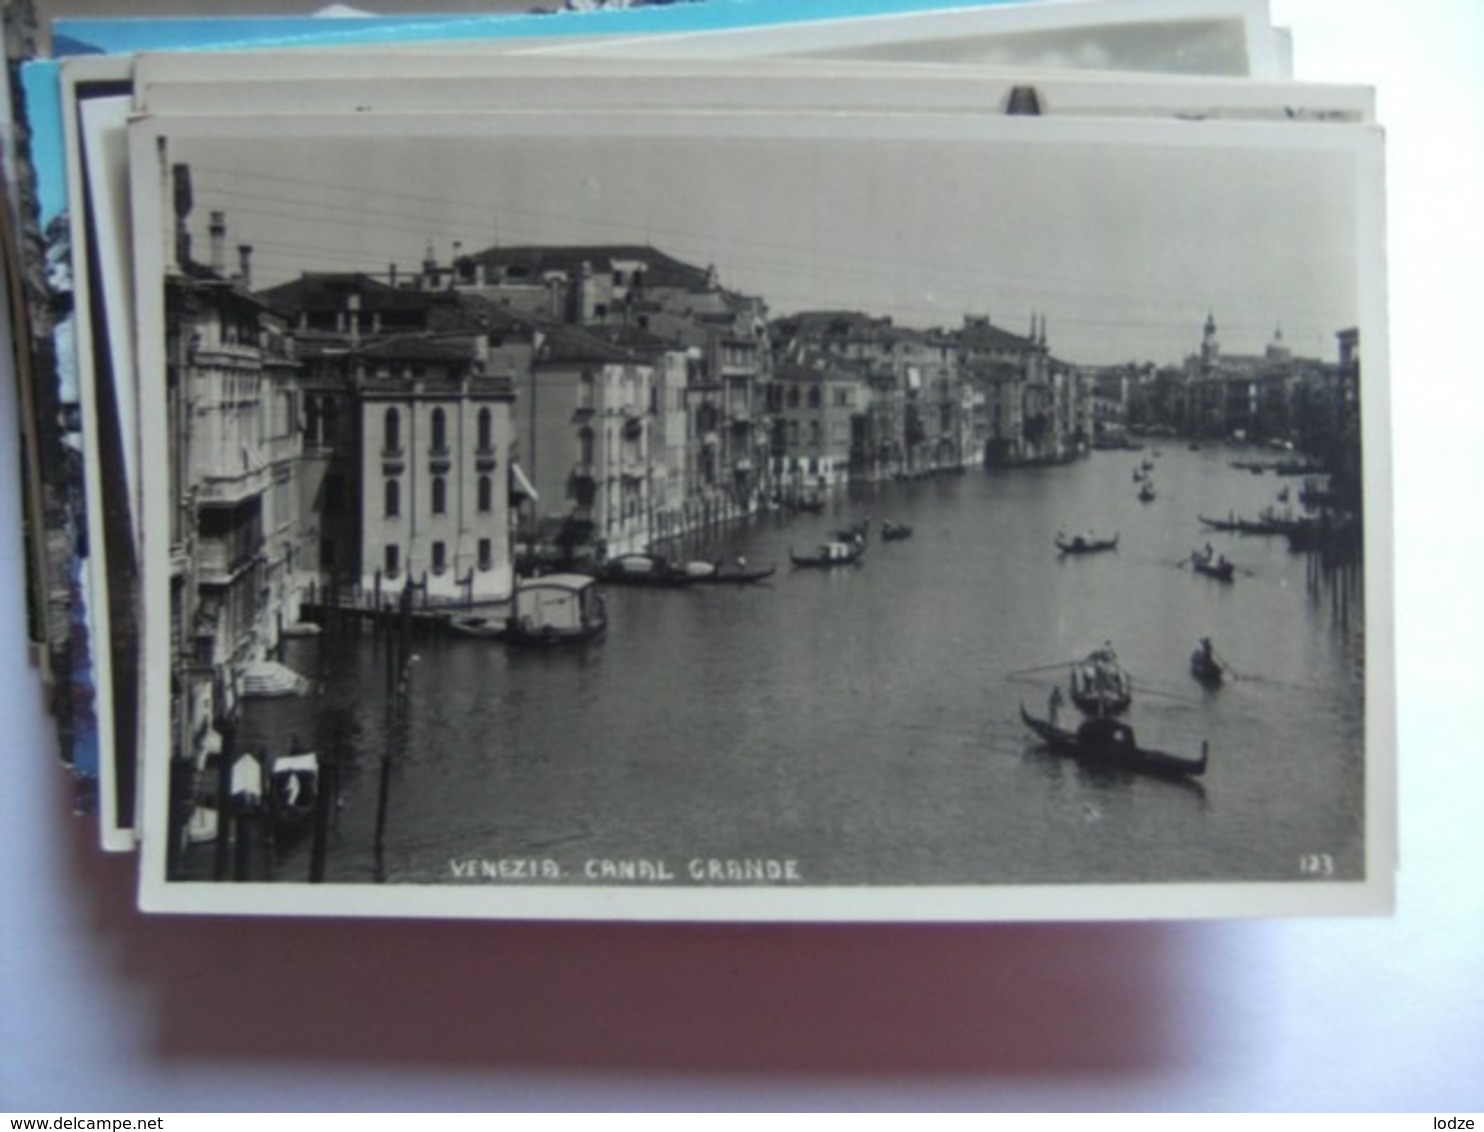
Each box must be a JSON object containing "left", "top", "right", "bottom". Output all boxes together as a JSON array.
[{"left": 161, "top": 110, "right": 1372, "bottom": 369}]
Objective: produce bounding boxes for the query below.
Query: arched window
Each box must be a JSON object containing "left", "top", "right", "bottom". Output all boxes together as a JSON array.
[
  {"left": 431, "top": 407, "right": 447, "bottom": 452},
  {"left": 384, "top": 407, "right": 401, "bottom": 453},
  {"left": 477, "top": 408, "right": 493, "bottom": 452},
  {"left": 384, "top": 478, "right": 400, "bottom": 518},
  {"left": 477, "top": 475, "right": 492, "bottom": 513},
  {"left": 431, "top": 476, "right": 447, "bottom": 516}
]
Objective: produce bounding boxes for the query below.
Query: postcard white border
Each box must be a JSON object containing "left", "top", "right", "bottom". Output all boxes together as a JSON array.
[
  {"left": 127, "top": 52, "right": 1372, "bottom": 123},
  {"left": 131, "top": 106, "right": 1392, "bottom": 922},
  {"left": 527, "top": 0, "right": 1284, "bottom": 80}
]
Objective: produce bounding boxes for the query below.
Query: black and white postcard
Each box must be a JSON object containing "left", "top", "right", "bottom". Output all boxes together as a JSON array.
[
  {"left": 126, "top": 105, "right": 1391, "bottom": 920},
  {"left": 72, "top": 6, "right": 1334, "bottom": 856}
]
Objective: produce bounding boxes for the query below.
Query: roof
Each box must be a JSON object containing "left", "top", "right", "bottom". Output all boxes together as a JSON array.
[
  {"left": 462, "top": 244, "right": 712, "bottom": 292},
  {"left": 535, "top": 324, "right": 653, "bottom": 366},
  {"left": 958, "top": 318, "right": 1036, "bottom": 354},
  {"left": 258, "top": 272, "right": 457, "bottom": 318},
  {"left": 351, "top": 334, "right": 475, "bottom": 364}
]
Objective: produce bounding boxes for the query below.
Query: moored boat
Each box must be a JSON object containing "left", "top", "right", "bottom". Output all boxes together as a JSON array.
[
  {"left": 692, "top": 563, "right": 777, "bottom": 585},
  {"left": 1019, "top": 704, "right": 1208, "bottom": 779},
  {"left": 447, "top": 614, "right": 509, "bottom": 640},
  {"left": 505, "top": 573, "right": 608, "bottom": 646},
  {"left": 596, "top": 552, "right": 697, "bottom": 588},
  {"left": 789, "top": 540, "right": 865, "bottom": 568}
]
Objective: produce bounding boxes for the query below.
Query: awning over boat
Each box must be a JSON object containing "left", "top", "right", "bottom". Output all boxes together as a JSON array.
[
  {"left": 272, "top": 752, "right": 319, "bottom": 776},
  {"left": 230, "top": 753, "right": 263, "bottom": 799},
  {"left": 509, "top": 461, "right": 538, "bottom": 502}
]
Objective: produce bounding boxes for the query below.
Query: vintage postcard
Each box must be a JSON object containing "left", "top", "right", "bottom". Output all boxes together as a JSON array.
[
  {"left": 67, "top": 80, "right": 139, "bottom": 848},
  {"left": 80, "top": 43, "right": 1371, "bottom": 850},
  {"left": 533, "top": 0, "right": 1287, "bottom": 79},
  {"left": 128, "top": 106, "right": 1391, "bottom": 920},
  {"left": 125, "top": 52, "right": 1371, "bottom": 123}
]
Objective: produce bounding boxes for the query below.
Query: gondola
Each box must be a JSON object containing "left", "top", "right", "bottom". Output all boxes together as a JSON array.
[
  {"left": 1190, "top": 641, "right": 1225, "bottom": 687},
  {"left": 1189, "top": 548, "right": 1235, "bottom": 582},
  {"left": 595, "top": 552, "right": 698, "bottom": 588},
  {"left": 692, "top": 564, "right": 778, "bottom": 585},
  {"left": 1069, "top": 647, "right": 1132, "bottom": 716},
  {"left": 1019, "top": 704, "right": 1209, "bottom": 780},
  {"left": 1055, "top": 531, "right": 1118, "bottom": 555},
  {"left": 1198, "top": 513, "right": 1291, "bottom": 536},
  {"left": 880, "top": 521, "right": 913, "bottom": 541},
  {"left": 446, "top": 614, "right": 509, "bottom": 640},
  {"left": 269, "top": 750, "right": 321, "bottom": 832},
  {"left": 789, "top": 540, "right": 865, "bottom": 568},
  {"left": 1138, "top": 481, "right": 1156, "bottom": 503}
]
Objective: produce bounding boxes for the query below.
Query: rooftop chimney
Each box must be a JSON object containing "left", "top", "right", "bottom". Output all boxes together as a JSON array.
[
  {"left": 208, "top": 210, "right": 227, "bottom": 276},
  {"left": 237, "top": 245, "right": 253, "bottom": 291}
]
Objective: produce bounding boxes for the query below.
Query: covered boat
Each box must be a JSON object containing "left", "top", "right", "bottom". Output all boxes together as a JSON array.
[
  {"left": 506, "top": 574, "right": 607, "bottom": 646},
  {"left": 596, "top": 552, "right": 696, "bottom": 588},
  {"left": 1019, "top": 704, "right": 1208, "bottom": 779},
  {"left": 1069, "top": 646, "right": 1132, "bottom": 716},
  {"left": 789, "top": 540, "right": 865, "bottom": 568},
  {"left": 269, "top": 750, "right": 320, "bottom": 830},
  {"left": 692, "top": 562, "right": 777, "bottom": 585}
]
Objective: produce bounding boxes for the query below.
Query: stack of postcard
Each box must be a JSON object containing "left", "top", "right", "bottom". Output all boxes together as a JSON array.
[{"left": 0, "top": 0, "right": 1394, "bottom": 921}]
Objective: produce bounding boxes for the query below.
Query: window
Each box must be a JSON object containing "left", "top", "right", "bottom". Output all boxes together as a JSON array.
[
  {"left": 807, "top": 387, "right": 822, "bottom": 409},
  {"left": 432, "top": 541, "right": 446, "bottom": 574},
  {"left": 319, "top": 538, "right": 336, "bottom": 570},
  {"left": 324, "top": 474, "right": 345, "bottom": 516},
  {"left": 787, "top": 386, "right": 800, "bottom": 409},
  {"left": 478, "top": 475, "right": 492, "bottom": 513},
  {"left": 478, "top": 538, "right": 492, "bottom": 571},
  {"left": 384, "top": 407, "right": 401, "bottom": 453},
  {"left": 384, "top": 478, "right": 400, "bottom": 519},
  {"left": 579, "top": 427, "right": 595, "bottom": 468},
  {"left": 477, "top": 407, "right": 493, "bottom": 452},
  {"left": 432, "top": 476, "right": 447, "bottom": 516},
  {"left": 431, "top": 407, "right": 447, "bottom": 452},
  {"left": 809, "top": 421, "right": 821, "bottom": 447},
  {"left": 385, "top": 544, "right": 400, "bottom": 578}
]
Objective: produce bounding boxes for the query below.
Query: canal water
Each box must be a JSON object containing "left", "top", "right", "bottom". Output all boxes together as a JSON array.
[{"left": 234, "top": 441, "right": 1368, "bottom": 889}]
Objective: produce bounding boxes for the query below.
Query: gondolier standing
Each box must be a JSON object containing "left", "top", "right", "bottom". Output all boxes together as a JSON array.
[{"left": 1048, "top": 685, "right": 1064, "bottom": 727}]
